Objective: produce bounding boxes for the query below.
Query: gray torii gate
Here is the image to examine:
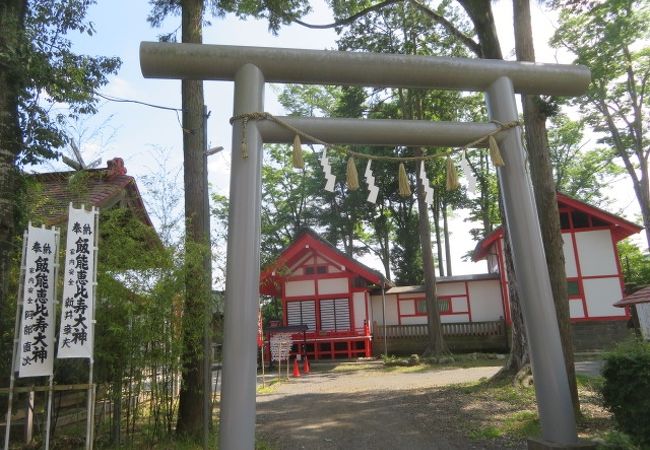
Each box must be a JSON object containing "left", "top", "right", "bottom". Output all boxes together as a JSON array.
[{"left": 140, "top": 42, "right": 591, "bottom": 450}]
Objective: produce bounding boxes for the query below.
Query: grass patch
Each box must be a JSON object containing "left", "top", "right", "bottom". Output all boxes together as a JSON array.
[
  {"left": 502, "top": 411, "right": 540, "bottom": 439},
  {"left": 328, "top": 362, "right": 379, "bottom": 373},
  {"left": 380, "top": 353, "right": 506, "bottom": 373},
  {"left": 257, "top": 378, "right": 282, "bottom": 394},
  {"left": 468, "top": 426, "right": 502, "bottom": 440}
]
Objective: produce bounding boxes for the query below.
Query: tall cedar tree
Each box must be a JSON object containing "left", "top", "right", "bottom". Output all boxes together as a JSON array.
[
  {"left": 180, "top": 0, "right": 210, "bottom": 438},
  {"left": 511, "top": 0, "right": 579, "bottom": 412}
]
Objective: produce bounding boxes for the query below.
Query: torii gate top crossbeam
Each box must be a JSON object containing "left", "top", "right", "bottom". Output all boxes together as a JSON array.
[{"left": 140, "top": 42, "right": 590, "bottom": 96}]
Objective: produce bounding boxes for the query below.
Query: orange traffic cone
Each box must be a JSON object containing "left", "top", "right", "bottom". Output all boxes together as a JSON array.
[
  {"left": 292, "top": 358, "right": 301, "bottom": 378},
  {"left": 303, "top": 355, "right": 310, "bottom": 375}
]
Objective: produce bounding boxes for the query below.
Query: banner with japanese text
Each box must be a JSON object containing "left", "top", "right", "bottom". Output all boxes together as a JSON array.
[
  {"left": 18, "top": 225, "right": 58, "bottom": 378},
  {"left": 57, "top": 205, "right": 97, "bottom": 359}
]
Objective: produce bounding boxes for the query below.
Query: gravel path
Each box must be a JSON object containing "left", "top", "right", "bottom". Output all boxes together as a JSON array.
[{"left": 256, "top": 363, "right": 514, "bottom": 450}]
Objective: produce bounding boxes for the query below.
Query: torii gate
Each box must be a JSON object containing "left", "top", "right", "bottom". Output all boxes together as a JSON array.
[{"left": 140, "top": 42, "right": 591, "bottom": 450}]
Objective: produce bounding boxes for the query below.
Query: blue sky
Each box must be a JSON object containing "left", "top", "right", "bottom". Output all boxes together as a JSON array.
[{"left": 42, "top": 0, "right": 639, "bottom": 277}]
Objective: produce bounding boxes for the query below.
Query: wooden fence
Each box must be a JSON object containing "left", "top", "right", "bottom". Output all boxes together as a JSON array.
[{"left": 373, "top": 320, "right": 508, "bottom": 355}]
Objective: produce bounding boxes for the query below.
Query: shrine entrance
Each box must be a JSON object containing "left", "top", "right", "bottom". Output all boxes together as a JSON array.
[{"left": 140, "top": 42, "right": 590, "bottom": 450}]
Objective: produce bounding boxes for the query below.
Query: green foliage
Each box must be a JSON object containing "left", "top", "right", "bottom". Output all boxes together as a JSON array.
[
  {"left": 602, "top": 339, "right": 650, "bottom": 448},
  {"left": 618, "top": 239, "right": 650, "bottom": 291},
  {"left": 2, "top": 0, "right": 121, "bottom": 164},
  {"left": 547, "top": 114, "right": 621, "bottom": 206},
  {"left": 551, "top": 0, "right": 650, "bottom": 245},
  {"left": 147, "top": 0, "right": 310, "bottom": 37}
]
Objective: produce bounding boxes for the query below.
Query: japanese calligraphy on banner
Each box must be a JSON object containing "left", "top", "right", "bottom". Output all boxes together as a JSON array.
[
  {"left": 58, "top": 205, "right": 98, "bottom": 359},
  {"left": 18, "top": 225, "right": 58, "bottom": 378}
]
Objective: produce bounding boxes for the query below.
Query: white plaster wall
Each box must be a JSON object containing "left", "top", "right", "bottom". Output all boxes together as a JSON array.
[
  {"left": 289, "top": 253, "right": 312, "bottom": 275},
  {"left": 370, "top": 294, "right": 399, "bottom": 325},
  {"left": 487, "top": 253, "right": 499, "bottom": 273},
  {"left": 441, "top": 314, "right": 470, "bottom": 323},
  {"left": 400, "top": 300, "right": 415, "bottom": 315},
  {"left": 438, "top": 282, "right": 466, "bottom": 297},
  {"left": 401, "top": 315, "right": 427, "bottom": 325},
  {"left": 569, "top": 299, "right": 585, "bottom": 319},
  {"left": 285, "top": 280, "right": 315, "bottom": 297},
  {"left": 467, "top": 280, "right": 504, "bottom": 322},
  {"left": 370, "top": 296, "right": 383, "bottom": 325},
  {"left": 318, "top": 278, "right": 348, "bottom": 295},
  {"left": 575, "top": 230, "right": 618, "bottom": 277},
  {"left": 353, "top": 292, "right": 367, "bottom": 330},
  {"left": 583, "top": 277, "right": 626, "bottom": 317},
  {"left": 451, "top": 297, "right": 469, "bottom": 313},
  {"left": 562, "top": 232, "right": 578, "bottom": 278}
]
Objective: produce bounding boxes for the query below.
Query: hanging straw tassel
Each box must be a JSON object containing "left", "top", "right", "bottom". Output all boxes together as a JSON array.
[
  {"left": 398, "top": 163, "right": 411, "bottom": 197},
  {"left": 346, "top": 157, "right": 359, "bottom": 191},
  {"left": 446, "top": 157, "right": 460, "bottom": 191},
  {"left": 292, "top": 134, "right": 304, "bottom": 169},
  {"left": 240, "top": 140, "right": 248, "bottom": 160},
  {"left": 488, "top": 135, "right": 505, "bottom": 167}
]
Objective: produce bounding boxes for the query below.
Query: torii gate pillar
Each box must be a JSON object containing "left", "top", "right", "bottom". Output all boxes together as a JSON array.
[{"left": 220, "top": 64, "right": 265, "bottom": 450}]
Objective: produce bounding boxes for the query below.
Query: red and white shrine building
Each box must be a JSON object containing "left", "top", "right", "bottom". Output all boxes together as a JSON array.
[
  {"left": 260, "top": 229, "right": 389, "bottom": 360},
  {"left": 260, "top": 194, "right": 642, "bottom": 360},
  {"left": 473, "top": 193, "right": 642, "bottom": 325}
]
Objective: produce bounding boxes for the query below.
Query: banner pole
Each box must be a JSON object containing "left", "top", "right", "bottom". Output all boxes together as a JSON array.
[
  {"left": 44, "top": 226, "right": 60, "bottom": 450},
  {"left": 85, "top": 207, "right": 99, "bottom": 450},
  {"left": 44, "top": 375, "right": 53, "bottom": 450},
  {"left": 4, "top": 230, "right": 29, "bottom": 450}
]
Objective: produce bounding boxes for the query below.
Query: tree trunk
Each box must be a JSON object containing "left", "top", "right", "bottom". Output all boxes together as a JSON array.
[
  {"left": 432, "top": 190, "right": 445, "bottom": 276},
  {"left": 456, "top": 0, "right": 502, "bottom": 59},
  {"left": 0, "top": 0, "right": 26, "bottom": 391},
  {"left": 513, "top": 0, "right": 579, "bottom": 414},
  {"left": 416, "top": 151, "right": 446, "bottom": 356},
  {"left": 495, "top": 231, "right": 529, "bottom": 378},
  {"left": 458, "top": 0, "right": 531, "bottom": 375},
  {"left": 442, "top": 198, "right": 452, "bottom": 276},
  {"left": 176, "top": 0, "right": 211, "bottom": 438}
]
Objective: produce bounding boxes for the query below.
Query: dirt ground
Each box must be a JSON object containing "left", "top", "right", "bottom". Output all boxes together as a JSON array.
[{"left": 256, "top": 362, "right": 528, "bottom": 450}]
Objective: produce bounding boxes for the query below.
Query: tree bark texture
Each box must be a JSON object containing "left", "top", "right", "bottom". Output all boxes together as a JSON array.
[
  {"left": 0, "top": 0, "right": 27, "bottom": 389},
  {"left": 497, "top": 231, "right": 530, "bottom": 377},
  {"left": 432, "top": 191, "right": 445, "bottom": 277},
  {"left": 416, "top": 151, "right": 446, "bottom": 356},
  {"left": 442, "top": 199, "right": 452, "bottom": 276},
  {"left": 176, "top": 0, "right": 211, "bottom": 438},
  {"left": 458, "top": 0, "right": 531, "bottom": 375},
  {"left": 456, "top": 0, "right": 503, "bottom": 59},
  {"left": 513, "top": 0, "right": 579, "bottom": 414}
]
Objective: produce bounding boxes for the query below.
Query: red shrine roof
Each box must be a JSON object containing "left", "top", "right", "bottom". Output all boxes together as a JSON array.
[
  {"left": 614, "top": 285, "right": 650, "bottom": 307},
  {"left": 473, "top": 192, "right": 643, "bottom": 261},
  {"left": 29, "top": 157, "right": 155, "bottom": 229},
  {"left": 260, "top": 228, "right": 392, "bottom": 296}
]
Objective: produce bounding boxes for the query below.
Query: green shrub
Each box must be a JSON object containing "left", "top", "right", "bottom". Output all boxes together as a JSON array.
[{"left": 602, "top": 339, "right": 650, "bottom": 448}]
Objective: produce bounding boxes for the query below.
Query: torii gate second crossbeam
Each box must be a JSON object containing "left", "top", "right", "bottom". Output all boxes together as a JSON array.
[{"left": 140, "top": 42, "right": 591, "bottom": 450}]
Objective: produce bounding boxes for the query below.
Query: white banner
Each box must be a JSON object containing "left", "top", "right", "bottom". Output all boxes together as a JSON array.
[
  {"left": 57, "top": 205, "right": 97, "bottom": 359},
  {"left": 18, "top": 225, "right": 58, "bottom": 378}
]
